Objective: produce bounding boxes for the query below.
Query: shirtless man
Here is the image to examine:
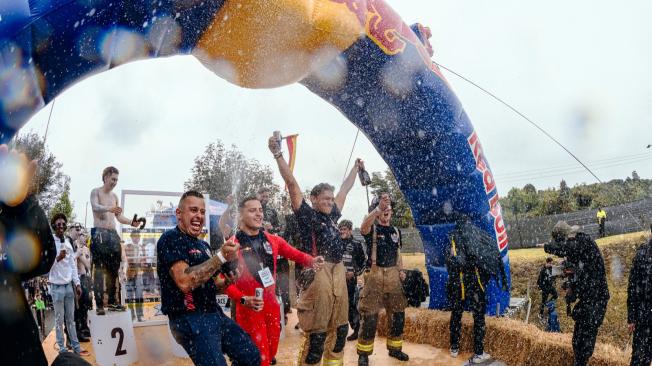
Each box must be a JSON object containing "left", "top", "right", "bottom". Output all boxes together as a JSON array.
[{"left": 90, "top": 166, "right": 141, "bottom": 315}]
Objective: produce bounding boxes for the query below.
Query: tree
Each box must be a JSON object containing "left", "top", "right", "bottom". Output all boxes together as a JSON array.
[
  {"left": 49, "top": 181, "right": 75, "bottom": 221},
  {"left": 368, "top": 168, "right": 414, "bottom": 228},
  {"left": 184, "top": 140, "right": 280, "bottom": 205},
  {"left": 9, "top": 132, "right": 70, "bottom": 214}
]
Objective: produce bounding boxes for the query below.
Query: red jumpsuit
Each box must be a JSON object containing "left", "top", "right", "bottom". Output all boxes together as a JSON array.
[{"left": 226, "top": 231, "right": 314, "bottom": 366}]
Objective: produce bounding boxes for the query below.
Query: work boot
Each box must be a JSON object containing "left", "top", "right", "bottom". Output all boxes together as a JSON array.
[
  {"left": 389, "top": 349, "right": 409, "bottom": 361},
  {"left": 347, "top": 331, "right": 358, "bottom": 341},
  {"left": 358, "top": 354, "right": 369, "bottom": 366}
]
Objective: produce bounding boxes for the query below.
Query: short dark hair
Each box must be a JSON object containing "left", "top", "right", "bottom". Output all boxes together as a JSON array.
[
  {"left": 257, "top": 187, "right": 271, "bottom": 195},
  {"left": 178, "top": 190, "right": 204, "bottom": 208},
  {"left": 338, "top": 219, "right": 353, "bottom": 230},
  {"left": 310, "top": 183, "right": 335, "bottom": 197},
  {"left": 546, "top": 257, "right": 553, "bottom": 263},
  {"left": 50, "top": 213, "right": 67, "bottom": 228},
  {"left": 102, "top": 166, "right": 119, "bottom": 182},
  {"left": 238, "top": 195, "right": 260, "bottom": 209}
]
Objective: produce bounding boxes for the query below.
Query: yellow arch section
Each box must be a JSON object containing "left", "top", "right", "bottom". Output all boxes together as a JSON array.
[{"left": 195, "top": 0, "right": 364, "bottom": 88}]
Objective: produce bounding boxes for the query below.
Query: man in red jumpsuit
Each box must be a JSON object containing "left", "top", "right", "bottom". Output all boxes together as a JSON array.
[{"left": 225, "top": 196, "right": 324, "bottom": 366}]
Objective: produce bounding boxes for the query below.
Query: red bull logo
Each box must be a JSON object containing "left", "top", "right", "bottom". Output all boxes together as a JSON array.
[
  {"left": 468, "top": 131, "right": 509, "bottom": 252},
  {"left": 332, "top": 0, "right": 446, "bottom": 81}
]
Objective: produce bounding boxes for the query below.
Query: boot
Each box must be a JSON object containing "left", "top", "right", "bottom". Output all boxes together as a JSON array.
[
  {"left": 347, "top": 330, "right": 359, "bottom": 341},
  {"left": 358, "top": 354, "right": 369, "bottom": 366},
  {"left": 389, "top": 349, "right": 409, "bottom": 361}
]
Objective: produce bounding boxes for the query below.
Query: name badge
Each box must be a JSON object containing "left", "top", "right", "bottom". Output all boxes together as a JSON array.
[{"left": 258, "top": 267, "right": 275, "bottom": 288}]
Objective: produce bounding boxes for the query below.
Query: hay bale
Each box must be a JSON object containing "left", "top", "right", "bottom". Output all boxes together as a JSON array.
[{"left": 377, "top": 308, "right": 630, "bottom": 366}]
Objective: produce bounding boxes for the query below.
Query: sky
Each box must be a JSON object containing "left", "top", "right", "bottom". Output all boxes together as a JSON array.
[{"left": 21, "top": 0, "right": 652, "bottom": 227}]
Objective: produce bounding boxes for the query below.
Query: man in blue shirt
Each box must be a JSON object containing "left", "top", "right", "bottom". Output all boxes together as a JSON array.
[{"left": 157, "top": 190, "right": 260, "bottom": 366}]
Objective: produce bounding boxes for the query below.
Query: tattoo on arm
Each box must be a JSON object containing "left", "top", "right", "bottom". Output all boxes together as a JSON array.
[{"left": 182, "top": 256, "right": 224, "bottom": 291}]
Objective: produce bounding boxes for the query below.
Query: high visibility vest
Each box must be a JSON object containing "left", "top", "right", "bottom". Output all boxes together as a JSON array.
[{"left": 597, "top": 210, "right": 606, "bottom": 220}]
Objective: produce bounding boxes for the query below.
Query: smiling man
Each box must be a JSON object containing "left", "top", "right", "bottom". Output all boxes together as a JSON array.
[
  {"left": 157, "top": 190, "right": 260, "bottom": 366},
  {"left": 225, "top": 196, "right": 324, "bottom": 366},
  {"left": 269, "top": 134, "right": 362, "bottom": 366}
]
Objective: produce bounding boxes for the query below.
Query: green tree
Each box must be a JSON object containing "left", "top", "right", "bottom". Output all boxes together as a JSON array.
[
  {"left": 184, "top": 140, "right": 280, "bottom": 204},
  {"left": 368, "top": 168, "right": 414, "bottom": 228},
  {"left": 49, "top": 182, "right": 75, "bottom": 221},
  {"left": 9, "top": 132, "right": 70, "bottom": 213}
]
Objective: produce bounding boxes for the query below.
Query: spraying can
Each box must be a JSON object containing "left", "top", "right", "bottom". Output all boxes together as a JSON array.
[
  {"left": 273, "top": 131, "right": 282, "bottom": 147},
  {"left": 358, "top": 168, "right": 371, "bottom": 186}
]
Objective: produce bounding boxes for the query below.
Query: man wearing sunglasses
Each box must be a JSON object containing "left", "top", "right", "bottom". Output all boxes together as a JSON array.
[{"left": 49, "top": 213, "right": 90, "bottom": 357}]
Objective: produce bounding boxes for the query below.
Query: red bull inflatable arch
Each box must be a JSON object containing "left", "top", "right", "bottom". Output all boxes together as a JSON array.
[{"left": 0, "top": 0, "right": 510, "bottom": 314}]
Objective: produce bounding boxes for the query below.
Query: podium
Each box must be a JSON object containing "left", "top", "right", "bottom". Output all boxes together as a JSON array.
[{"left": 88, "top": 310, "right": 139, "bottom": 366}]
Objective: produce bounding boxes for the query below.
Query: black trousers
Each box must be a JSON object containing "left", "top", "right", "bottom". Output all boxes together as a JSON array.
[
  {"left": 75, "top": 275, "right": 92, "bottom": 333},
  {"left": 449, "top": 284, "right": 487, "bottom": 356},
  {"left": 91, "top": 228, "right": 122, "bottom": 308},
  {"left": 572, "top": 299, "right": 607, "bottom": 366},
  {"left": 630, "top": 321, "right": 652, "bottom": 366},
  {"left": 540, "top": 287, "right": 558, "bottom": 315},
  {"left": 598, "top": 221, "right": 605, "bottom": 237},
  {"left": 276, "top": 258, "right": 291, "bottom": 314},
  {"left": 346, "top": 277, "right": 360, "bottom": 333}
]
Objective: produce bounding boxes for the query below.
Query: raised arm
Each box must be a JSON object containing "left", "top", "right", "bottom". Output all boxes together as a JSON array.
[
  {"left": 335, "top": 158, "right": 362, "bottom": 210},
  {"left": 114, "top": 194, "right": 138, "bottom": 226},
  {"left": 269, "top": 136, "right": 302, "bottom": 211},
  {"left": 360, "top": 208, "right": 379, "bottom": 236}
]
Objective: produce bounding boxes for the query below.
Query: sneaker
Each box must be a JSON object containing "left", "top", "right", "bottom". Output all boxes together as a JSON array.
[
  {"left": 358, "top": 354, "right": 369, "bottom": 366},
  {"left": 347, "top": 331, "right": 358, "bottom": 341},
  {"left": 96, "top": 307, "right": 106, "bottom": 316},
  {"left": 109, "top": 304, "right": 126, "bottom": 311},
  {"left": 450, "top": 347, "right": 459, "bottom": 358},
  {"left": 76, "top": 349, "right": 90, "bottom": 357},
  {"left": 388, "top": 349, "right": 409, "bottom": 361},
  {"left": 470, "top": 352, "right": 492, "bottom": 364}
]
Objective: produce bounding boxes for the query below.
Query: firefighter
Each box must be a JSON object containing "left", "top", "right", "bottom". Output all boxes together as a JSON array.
[
  {"left": 356, "top": 192, "right": 409, "bottom": 365},
  {"left": 269, "top": 134, "right": 362, "bottom": 366},
  {"left": 338, "top": 219, "right": 367, "bottom": 341}
]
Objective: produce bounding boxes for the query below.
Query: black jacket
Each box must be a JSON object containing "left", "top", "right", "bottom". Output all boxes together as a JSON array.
[
  {"left": 0, "top": 195, "right": 56, "bottom": 366},
  {"left": 444, "top": 229, "right": 491, "bottom": 299},
  {"left": 537, "top": 266, "right": 555, "bottom": 292},
  {"left": 342, "top": 237, "right": 366, "bottom": 276},
  {"left": 627, "top": 240, "right": 652, "bottom": 324},
  {"left": 544, "top": 232, "right": 609, "bottom": 303}
]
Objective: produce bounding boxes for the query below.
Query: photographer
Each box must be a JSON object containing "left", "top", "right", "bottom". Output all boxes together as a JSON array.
[
  {"left": 537, "top": 257, "right": 558, "bottom": 318},
  {"left": 544, "top": 221, "right": 610, "bottom": 366}
]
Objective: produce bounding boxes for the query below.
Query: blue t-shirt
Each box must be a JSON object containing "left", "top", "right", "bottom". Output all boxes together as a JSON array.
[
  {"left": 156, "top": 227, "right": 219, "bottom": 317},
  {"left": 295, "top": 200, "right": 343, "bottom": 263}
]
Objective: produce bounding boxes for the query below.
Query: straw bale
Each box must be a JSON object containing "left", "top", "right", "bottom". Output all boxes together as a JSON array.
[{"left": 377, "top": 308, "right": 630, "bottom": 366}]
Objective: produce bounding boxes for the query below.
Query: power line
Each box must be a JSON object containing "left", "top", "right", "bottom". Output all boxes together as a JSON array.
[{"left": 434, "top": 61, "right": 646, "bottom": 230}]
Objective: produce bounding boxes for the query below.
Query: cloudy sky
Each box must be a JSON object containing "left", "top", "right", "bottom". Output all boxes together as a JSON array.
[{"left": 21, "top": 0, "right": 652, "bottom": 226}]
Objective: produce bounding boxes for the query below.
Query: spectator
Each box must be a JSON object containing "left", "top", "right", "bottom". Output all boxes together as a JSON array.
[
  {"left": 537, "top": 257, "right": 558, "bottom": 318},
  {"left": 49, "top": 213, "right": 90, "bottom": 356},
  {"left": 626, "top": 229, "right": 652, "bottom": 366}
]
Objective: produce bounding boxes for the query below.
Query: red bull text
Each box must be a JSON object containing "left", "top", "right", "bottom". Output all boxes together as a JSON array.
[{"left": 468, "top": 131, "right": 509, "bottom": 252}]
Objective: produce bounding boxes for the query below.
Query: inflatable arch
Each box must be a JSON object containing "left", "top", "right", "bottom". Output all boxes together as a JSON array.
[{"left": 0, "top": 0, "right": 510, "bottom": 314}]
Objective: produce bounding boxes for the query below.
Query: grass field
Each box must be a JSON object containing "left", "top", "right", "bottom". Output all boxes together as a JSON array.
[{"left": 400, "top": 230, "right": 651, "bottom": 349}]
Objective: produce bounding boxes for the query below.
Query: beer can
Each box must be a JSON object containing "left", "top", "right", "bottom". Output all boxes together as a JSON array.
[
  {"left": 273, "top": 130, "right": 282, "bottom": 145},
  {"left": 255, "top": 288, "right": 264, "bottom": 299}
]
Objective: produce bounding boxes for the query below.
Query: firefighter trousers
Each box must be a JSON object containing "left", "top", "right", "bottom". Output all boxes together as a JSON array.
[
  {"left": 356, "top": 266, "right": 407, "bottom": 356},
  {"left": 296, "top": 262, "right": 348, "bottom": 366}
]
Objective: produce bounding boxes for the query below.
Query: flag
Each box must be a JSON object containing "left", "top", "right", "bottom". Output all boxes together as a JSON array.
[{"left": 285, "top": 134, "right": 298, "bottom": 173}]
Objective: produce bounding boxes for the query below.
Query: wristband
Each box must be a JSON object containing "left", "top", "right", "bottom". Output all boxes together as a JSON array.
[
  {"left": 273, "top": 151, "right": 283, "bottom": 159},
  {"left": 216, "top": 251, "right": 227, "bottom": 264}
]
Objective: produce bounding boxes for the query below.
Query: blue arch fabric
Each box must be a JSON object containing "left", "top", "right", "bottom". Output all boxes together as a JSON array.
[{"left": 0, "top": 0, "right": 510, "bottom": 314}]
